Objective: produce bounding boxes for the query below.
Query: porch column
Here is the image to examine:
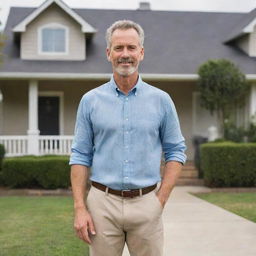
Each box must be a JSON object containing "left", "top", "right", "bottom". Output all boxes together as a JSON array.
[
  {"left": 27, "top": 80, "right": 40, "bottom": 155},
  {"left": 249, "top": 84, "right": 256, "bottom": 121}
]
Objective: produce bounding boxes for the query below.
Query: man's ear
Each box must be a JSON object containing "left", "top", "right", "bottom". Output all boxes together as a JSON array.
[
  {"left": 106, "top": 48, "right": 111, "bottom": 62},
  {"left": 140, "top": 47, "right": 144, "bottom": 61}
]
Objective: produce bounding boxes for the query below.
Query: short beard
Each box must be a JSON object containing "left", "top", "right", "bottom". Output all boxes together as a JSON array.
[
  {"left": 115, "top": 65, "right": 137, "bottom": 77},
  {"left": 114, "top": 58, "right": 139, "bottom": 77}
]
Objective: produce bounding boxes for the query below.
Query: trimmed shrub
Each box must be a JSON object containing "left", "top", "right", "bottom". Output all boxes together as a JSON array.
[
  {"left": 2, "top": 155, "right": 70, "bottom": 189},
  {"left": 247, "top": 122, "right": 256, "bottom": 142},
  {"left": 0, "top": 144, "right": 5, "bottom": 185},
  {"left": 200, "top": 142, "right": 256, "bottom": 187},
  {"left": 0, "top": 144, "right": 5, "bottom": 170}
]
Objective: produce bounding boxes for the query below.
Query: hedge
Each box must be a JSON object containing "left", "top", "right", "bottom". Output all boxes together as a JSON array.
[
  {"left": 0, "top": 144, "right": 5, "bottom": 170},
  {"left": 0, "top": 144, "right": 5, "bottom": 185},
  {"left": 200, "top": 142, "right": 256, "bottom": 187},
  {"left": 2, "top": 155, "right": 71, "bottom": 189}
]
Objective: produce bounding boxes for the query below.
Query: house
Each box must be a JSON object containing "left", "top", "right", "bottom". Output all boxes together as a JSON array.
[{"left": 0, "top": 0, "right": 256, "bottom": 160}]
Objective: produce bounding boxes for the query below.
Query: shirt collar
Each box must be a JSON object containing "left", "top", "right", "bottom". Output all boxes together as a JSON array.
[{"left": 109, "top": 75, "right": 143, "bottom": 97}]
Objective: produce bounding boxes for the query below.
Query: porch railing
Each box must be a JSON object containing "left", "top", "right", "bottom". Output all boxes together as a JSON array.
[
  {"left": 0, "top": 136, "right": 73, "bottom": 157},
  {"left": 39, "top": 136, "right": 73, "bottom": 155},
  {"left": 0, "top": 136, "right": 28, "bottom": 156}
]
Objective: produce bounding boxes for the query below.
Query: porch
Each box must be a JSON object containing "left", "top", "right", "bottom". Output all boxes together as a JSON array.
[
  {"left": 0, "top": 135, "right": 73, "bottom": 156},
  {"left": 0, "top": 79, "right": 99, "bottom": 157},
  {"left": 0, "top": 78, "right": 203, "bottom": 160},
  {"left": 1, "top": 78, "right": 254, "bottom": 159}
]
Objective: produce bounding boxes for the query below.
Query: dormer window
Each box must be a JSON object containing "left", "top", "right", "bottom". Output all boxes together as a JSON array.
[{"left": 38, "top": 23, "right": 68, "bottom": 54}]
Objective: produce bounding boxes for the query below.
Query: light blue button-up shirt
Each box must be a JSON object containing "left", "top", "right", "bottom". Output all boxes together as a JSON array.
[{"left": 69, "top": 76, "right": 186, "bottom": 190}]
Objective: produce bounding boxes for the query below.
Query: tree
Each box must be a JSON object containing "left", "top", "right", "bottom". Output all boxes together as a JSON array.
[{"left": 197, "top": 59, "right": 249, "bottom": 136}]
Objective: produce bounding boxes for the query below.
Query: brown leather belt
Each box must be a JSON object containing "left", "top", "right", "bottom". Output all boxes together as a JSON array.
[{"left": 91, "top": 181, "right": 157, "bottom": 198}]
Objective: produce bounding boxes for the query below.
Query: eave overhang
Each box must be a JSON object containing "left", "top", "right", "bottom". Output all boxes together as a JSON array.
[{"left": 12, "top": 0, "right": 97, "bottom": 34}]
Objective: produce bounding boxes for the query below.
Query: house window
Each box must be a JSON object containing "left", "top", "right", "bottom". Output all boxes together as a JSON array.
[{"left": 39, "top": 24, "right": 68, "bottom": 54}]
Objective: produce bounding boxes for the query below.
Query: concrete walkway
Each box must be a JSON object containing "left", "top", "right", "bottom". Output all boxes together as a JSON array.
[{"left": 122, "top": 186, "right": 256, "bottom": 256}]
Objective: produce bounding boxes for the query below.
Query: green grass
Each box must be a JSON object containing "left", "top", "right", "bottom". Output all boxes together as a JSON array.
[
  {"left": 194, "top": 192, "right": 256, "bottom": 223},
  {"left": 0, "top": 196, "right": 89, "bottom": 256}
]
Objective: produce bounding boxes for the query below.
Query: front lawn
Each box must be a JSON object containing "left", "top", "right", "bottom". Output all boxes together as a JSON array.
[
  {"left": 0, "top": 196, "right": 89, "bottom": 256},
  {"left": 194, "top": 192, "right": 256, "bottom": 223}
]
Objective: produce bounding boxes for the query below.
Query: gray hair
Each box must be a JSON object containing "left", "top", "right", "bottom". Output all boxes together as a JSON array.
[{"left": 105, "top": 20, "right": 145, "bottom": 48}]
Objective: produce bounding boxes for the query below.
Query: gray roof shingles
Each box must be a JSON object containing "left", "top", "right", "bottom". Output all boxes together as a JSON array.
[{"left": 1, "top": 6, "right": 256, "bottom": 75}]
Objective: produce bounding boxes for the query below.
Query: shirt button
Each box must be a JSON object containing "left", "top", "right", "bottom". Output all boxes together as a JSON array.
[
  {"left": 125, "top": 118, "right": 129, "bottom": 121},
  {"left": 125, "top": 98, "right": 128, "bottom": 101},
  {"left": 125, "top": 160, "right": 128, "bottom": 163}
]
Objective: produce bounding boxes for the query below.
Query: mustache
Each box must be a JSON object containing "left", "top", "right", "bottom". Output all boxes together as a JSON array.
[{"left": 117, "top": 58, "right": 134, "bottom": 64}]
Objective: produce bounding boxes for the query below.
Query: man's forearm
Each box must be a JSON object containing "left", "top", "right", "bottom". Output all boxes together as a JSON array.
[
  {"left": 70, "top": 164, "right": 89, "bottom": 210},
  {"left": 70, "top": 164, "right": 96, "bottom": 243},
  {"left": 157, "top": 161, "right": 183, "bottom": 206}
]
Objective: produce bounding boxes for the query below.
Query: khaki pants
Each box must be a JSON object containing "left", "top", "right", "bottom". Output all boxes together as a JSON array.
[{"left": 87, "top": 185, "right": 164, "bottom": 256}]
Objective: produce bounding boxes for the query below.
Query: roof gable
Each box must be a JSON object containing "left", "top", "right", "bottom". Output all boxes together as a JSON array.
[
  {"left": 224, "top": 8, "right": 256, "bottom": 43},
  {"left": 243, "top": 17, "right": 256, "bottom": 32},
  {"left": 12, "top": 0, "right": 97, "bottom": 33}
]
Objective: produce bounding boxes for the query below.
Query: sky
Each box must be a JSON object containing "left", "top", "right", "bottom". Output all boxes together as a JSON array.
[{"left": 0, "top": 0, "right": 256, "bottom": 30}]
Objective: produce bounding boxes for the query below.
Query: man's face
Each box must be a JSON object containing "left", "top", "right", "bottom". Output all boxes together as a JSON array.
[{"left": 106, "top": 28, "right": 144, "bottom": 77}]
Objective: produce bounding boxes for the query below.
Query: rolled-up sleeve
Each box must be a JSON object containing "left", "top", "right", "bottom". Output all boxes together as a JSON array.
[
  {"left": 69, "top": 95, "right": 94, "bottom": 167},
  {"left": 160, "top": 94, "right": 187, "bottom": 164}
]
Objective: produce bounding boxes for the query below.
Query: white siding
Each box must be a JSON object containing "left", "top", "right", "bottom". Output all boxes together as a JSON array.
[
  {"left": 21, "top": 4, "right": 85, "bottom": 61},
  {"left": 192, "top": 92, "right": 218, "bottom": 138},
  {"left": 1, "top": 81, "right": 28, "bottom": 135},
  {"left": 249, "top": 25, "right": 256, "bottom": 57},
  {"left": 236, "top": 35, "right": 250, "bottom": 55},
  {"left": 235, "top": 25, "right": 256, "bottom": 57}
]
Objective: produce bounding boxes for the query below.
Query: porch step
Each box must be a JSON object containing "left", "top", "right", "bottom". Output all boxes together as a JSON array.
[
  {"left": 179, "top": 170, "right": 199, "bottom": 178},
  {"left": 180, "top": 165, "right": 198, "bottom": 178},
  {"left": 176, "top": 178, "right": 204, "bottom": 186},
  {"left": 161, "top": 160, "right": 204, "bottom": 186},
  {"left": 177, "top": 161, "right": 204, "bottom": 186}
]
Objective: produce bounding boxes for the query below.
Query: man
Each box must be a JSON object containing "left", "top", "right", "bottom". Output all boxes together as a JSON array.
[{"left": 70, "top": 20, "right": 186, "bottom": 256}]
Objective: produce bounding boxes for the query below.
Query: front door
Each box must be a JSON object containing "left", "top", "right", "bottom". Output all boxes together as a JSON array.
[{"left": 38, "top": 96, "right": 60, "bottom": 135}]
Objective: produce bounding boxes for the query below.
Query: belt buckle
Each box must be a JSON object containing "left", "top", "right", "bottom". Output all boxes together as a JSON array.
[{"left": 121, "top": 189, "right": 132, "bottom": 197}]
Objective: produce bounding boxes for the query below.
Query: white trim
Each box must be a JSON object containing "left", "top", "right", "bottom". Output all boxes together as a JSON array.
[
  {"left": 142, "top": 74, "right": 199, "bottom": 81},
  {"left": 38, "top": 23, "right": 69, "bottom": 55},
  {"left": 243, "top": 18, "right": 256, "bottom": 33},
  {"left": 27, "top": 80, "right": 40, "bottom": 155},
  {"left": 0, "top": 72, "right": 111, "bottom": 80},
  {"left": 0, "top": 73, "right": 197, "bottom": 81},
  {"left": 39, "top": 91, "right": 64, "bottom": 135},
  {"left": 28, "top": 80, "right": 39, "bottom": 133},
  {"left": 12, "top": 0, "right": 97, "bottom": 33},
  {"left": 1, "top": 72, "right": 256, "bottom": 81}
]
